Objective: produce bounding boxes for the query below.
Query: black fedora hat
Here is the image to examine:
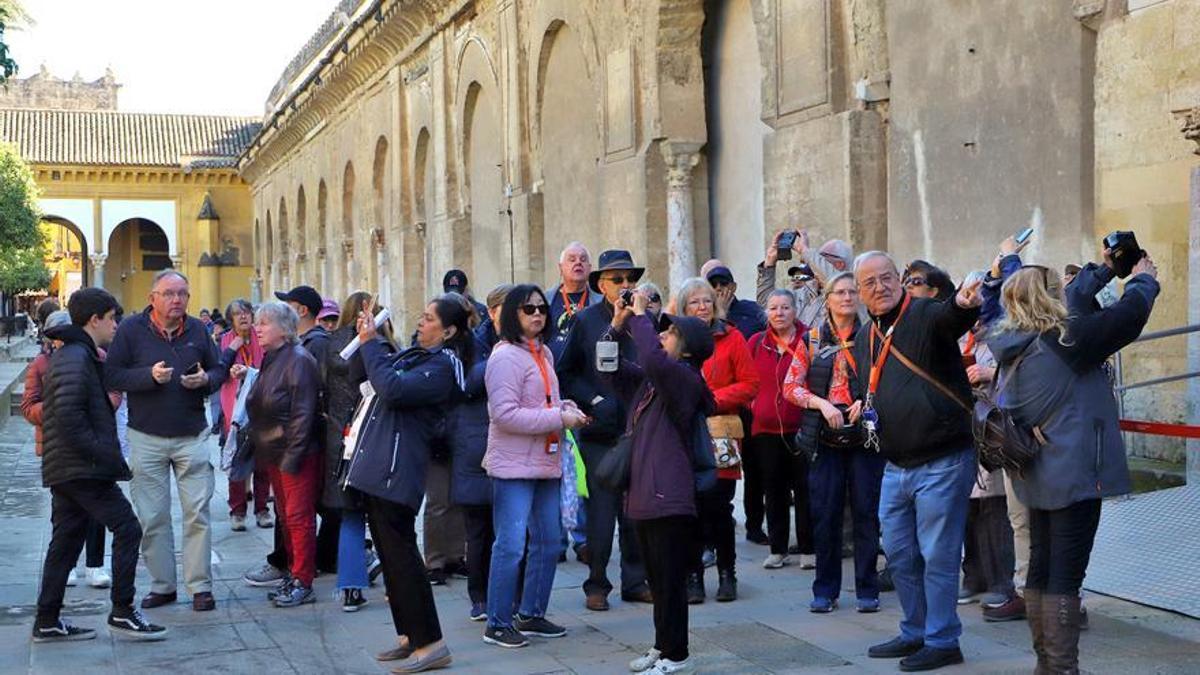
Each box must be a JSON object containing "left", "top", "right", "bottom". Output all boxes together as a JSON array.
[{"left": 589, "top": 249, "right": 645, "bottom": 292}]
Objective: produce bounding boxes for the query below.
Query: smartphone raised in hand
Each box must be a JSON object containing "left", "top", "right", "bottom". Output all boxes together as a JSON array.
[
  {"left": 1015, "top": 227, "right": 1035, "bottom": 245},
  {"left": 777, "top": 230, "right": 799, "bottom": 261}
]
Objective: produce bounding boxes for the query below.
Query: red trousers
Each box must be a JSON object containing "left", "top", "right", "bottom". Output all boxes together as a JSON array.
[
  {"left": 228, "top": 467, "right": 271, "bottom": 517},
  {"left": 266, "top": 453, "right": 320, "bottom": 586}
]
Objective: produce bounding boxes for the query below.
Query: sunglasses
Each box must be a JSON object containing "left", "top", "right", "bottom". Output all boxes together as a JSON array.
[
  {"left": 602, "top": 274, "right": 636, "bottom": 285},
  {"left": 903, "top": 277, "right": 927, "bottom": 288},
  {"left": 646, "top": 293, "right": 661, "bottom": 304},
  {"left": 520, "top": 304, "right": 548, "bottom": 316}
]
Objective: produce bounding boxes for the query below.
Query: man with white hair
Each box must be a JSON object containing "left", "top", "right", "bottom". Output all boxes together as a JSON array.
[{"left": 548, "top": 242, "right": 599, "bottom": 361}]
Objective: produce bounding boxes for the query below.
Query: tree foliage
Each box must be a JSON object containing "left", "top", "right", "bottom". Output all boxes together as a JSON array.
[
  {"left": 0, "top": 244, "right": 49, "bottom": 296},
  {"left": 0, "top": 140, "right": 42, "bottom": 254},
  {"left": 0, "top": 1, "right": 28, "bottom": 83}
]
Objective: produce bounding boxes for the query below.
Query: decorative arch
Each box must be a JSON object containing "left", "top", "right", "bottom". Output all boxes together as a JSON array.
[
  {"left": 277, "top": 196, "right": 291, "bottom": 287},
  {"left": 411, "top": 126, "right": 433, "bottom": 312},
  {"left": 105, "top": 217, "right": 171, "bottom": 309},
  {"left": 296, "top": 185, "right": 308, "bottom": 283},
  {"left": 42, "top": 215, "right": 90, "bottom": 292},
  {"left": 460, "top": 78, "right": 506, "bottom": 290},
  {"left": 265, "top": 210, "right": 274, "bottom": 291},
  {"left": 529, "top": 11, "right": 603, "bottom": 184},
  {"left": 372, "top": 135, "right": 389, "bottom": 233},
  {"left": 253, "top": 217, "right": 261, "bottom": 273},
  {"left": 341, "top": 160, "right": 357, "bottom": 296}
]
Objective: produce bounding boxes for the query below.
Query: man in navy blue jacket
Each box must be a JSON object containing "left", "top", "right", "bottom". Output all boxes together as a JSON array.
[{"left": 105, "top": 270, "right": 235, "bottom": 613}]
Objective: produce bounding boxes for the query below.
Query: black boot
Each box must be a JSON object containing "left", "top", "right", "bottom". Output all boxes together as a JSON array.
[
  {"left": 716, "top": 569, "right": 737, "bottom": 602},
  {"left": 686, "top": 572, "right": 705, "bottom": 605}
]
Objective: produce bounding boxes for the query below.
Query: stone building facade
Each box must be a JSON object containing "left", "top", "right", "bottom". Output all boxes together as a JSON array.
[
  {"left": 240, "top": 0, "right": 1198, "bottom": 464},
  {"left": 0, "top": 65, "right": 120, "bottom": 111}
]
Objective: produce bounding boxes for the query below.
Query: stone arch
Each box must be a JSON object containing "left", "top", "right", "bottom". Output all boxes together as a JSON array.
[
  {"left": 42, "top": 216, "right": 90, "bottom": 299},
  {"left": 342, "top": 160, "right": 357, "bottom": 296},
  {"left": 296, "top": 185, "right": 308, "bottom": 284},
  {"left": 317, "top": 179, "right": 329, "bottom": 292},
  {"left": 253, "top": 217, "right": 261, "bottom": 274},
  {"left": 460, "top": 75, "right": 506, "bottom": 291},
  {"left": 535, "top": 19, "right": 603, "bottom": 276},
  {"left": 411, "top": 126, "right": 433, "bottom": 313},
  {"left": 277, "top": 196, "right": 291, "bottom": 288},
  {"left": 370, "top": 135, "right": 390, "bottom": 296},
  {"left": 106, "top": 217, "right": 171, "bottom": 309},
  {"left": 265, "top": 210, "right": 274, "bottom": 292}
]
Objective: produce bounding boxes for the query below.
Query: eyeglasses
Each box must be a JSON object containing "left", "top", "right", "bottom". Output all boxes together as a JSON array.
[
  {"left": 859, "top": 273, "right": 897, "bottom": 290},
  {"left": 520, "top": 304, "right": 548, "bottom": 316},
  {"left": 830, "top": 288, "right": 859, "bottom": 298},
  {"left": 647, "top": 294, "right": 661, "bottom": 304},
  {"left": 154, "top": 290, "right": 190, "bottom": 300},
  {"left": 602, "top": 274, "right": 635, "bottom": 285},
  {"left": 903, "top": 277, "right": 927, "bottom": 288}
]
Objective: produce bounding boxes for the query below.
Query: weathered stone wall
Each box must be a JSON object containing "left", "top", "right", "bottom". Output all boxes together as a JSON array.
[{"left": 0, "top": 67, "right": 120, "bottom": 111}]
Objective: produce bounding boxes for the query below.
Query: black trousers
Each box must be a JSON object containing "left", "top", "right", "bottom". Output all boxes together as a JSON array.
[
  {"left": 579, "top": 439, "right": 646, "bottom": 596},
  {"left": 750, "top": 434, "right": 814, "bottom": 555},
  {"left": 741, "top": 422, "right": 765, "bottom": 534},
  {"left": 38, "top": 479, "right": 141, "bottom": 622},
  {"left": 692, "top": 478, "right": 737, "bottom": 574},
  {"left": 75, "top": 518, "right": 106, "bottom": 568},
  {"left": 636, "top": 515, "right": 694, "bottom": 662},
  {"left": 316, "top": 506, "right": 342, "bottom": 573},
  {"left": 366, "top": 496, "right": 443, "bottom": 648},
  {"left": 1026, "top": 498, "right": 1102, "bottom": 596},
  {"left": 463, "top": 504, "right": 494, "bottom": 605},
  {"left": 962, "top": 496, "right": 1016, "bottom": 596}
]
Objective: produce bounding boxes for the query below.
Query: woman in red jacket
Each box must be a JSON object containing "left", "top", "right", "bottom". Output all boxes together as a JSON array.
[{"left": 676, "top": 278, "right": 759, "bottom": 603}]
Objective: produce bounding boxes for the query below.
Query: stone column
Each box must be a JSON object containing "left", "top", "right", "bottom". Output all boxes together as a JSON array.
[
  {"left": 89, "top": 253, "right": 108, "bottom": 289},
  {"left": 316, "top": 247, "right": 328, "bottom": 296},
  {"left": 342, "top": 238, "right": 356, "bottom": 298},
  {"left": 373, "top": 228, "right": 391, "bottom": 307},
  {"left": 1180, "top": 107, "right": 1200, "bottom": 485},
  {"left": 661, "top": 141, "right": 703, "bottom": 295},
  {"left": 250, "top": 272, "right": 263, "bottom": 304}
]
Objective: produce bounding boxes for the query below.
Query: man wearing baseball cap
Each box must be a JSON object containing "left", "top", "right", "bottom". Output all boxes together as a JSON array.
[
  {"left": 442, "top": 269, "right": 488, "bottom": 319},
  {"left": 704, "top": 265, "right": 766, "bottom": 339}
]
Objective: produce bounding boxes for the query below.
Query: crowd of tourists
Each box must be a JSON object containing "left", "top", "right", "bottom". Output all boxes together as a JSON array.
[{"left": 24, "top": 226, "right": 1158, "bottom": 675}]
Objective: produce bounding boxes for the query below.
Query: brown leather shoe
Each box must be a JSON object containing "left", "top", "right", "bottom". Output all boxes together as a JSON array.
[
  {"left": 140, "top": 591, "right": 177, "bottom": 609},
  {"left": 621, "top": 587, "right": 654, "bottom": 604},
  {"left": 192, "top": 591, "right": 216, "bottom": 612},
  {"left": 585, "top": 593, "right": 610, "bottom": 611}
]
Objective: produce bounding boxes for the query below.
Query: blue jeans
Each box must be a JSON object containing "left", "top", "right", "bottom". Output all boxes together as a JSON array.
[
  {"left": 487, "top": 478, "right": 561, "bottom": 628},
  {"left": 879, "top": 447, "right": 976, "bottom": 650},
  {"left": 336, "top": 510, "right": 369, "bottom": 590}
]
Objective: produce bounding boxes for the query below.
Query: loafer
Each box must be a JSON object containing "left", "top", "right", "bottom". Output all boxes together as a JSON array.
[
  {"left": 140, "top": 592, "right": 177, "bottom": 609},
  {"left": 899, "top": 646, "right": 964, "bottom": 672},
  {"left": 192, "top": 592, "right": 216, "bottom": 612},
  {"left": 809, "top": 597, "right": 838, "bottom": 613},
  {"left": 376, "top": 642, "right": 414, "bottom": 662},
  {"left": 585, "top": 593, "right": 609, "bottom": 611},
  {"left": 856, "top": 597, "right": 881, "bottom": 613},
  {"left": 391, "top": 643, "right": 452, "bottom": 672},
  {"left": 868, "top": 636, "right": 924, "bottom": 659}
]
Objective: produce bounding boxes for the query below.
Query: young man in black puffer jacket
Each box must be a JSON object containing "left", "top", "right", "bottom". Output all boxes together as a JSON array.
[{"left": 35, "top": 288, "right": 167, "bottom": 643}]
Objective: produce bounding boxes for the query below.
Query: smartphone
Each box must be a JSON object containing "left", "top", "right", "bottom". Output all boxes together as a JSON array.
[
  {"left": 185, "top": 362, "right": 202, "bottom": 376},
  {"left": 1015, "top": 227, "right": 1035, "bottom": 245},
  {"left": 777, "top": 230, "right": 799, "bottom": 261}
]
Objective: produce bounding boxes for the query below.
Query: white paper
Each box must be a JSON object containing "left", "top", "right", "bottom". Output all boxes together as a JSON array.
[{"left": 338, "top": 308, "right": 390, "bottom": 360}]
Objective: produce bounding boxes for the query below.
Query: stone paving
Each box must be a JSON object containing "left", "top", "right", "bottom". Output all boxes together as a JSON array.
[{"left": 1, "top": 417, "right": 1198, "bottom": 674}]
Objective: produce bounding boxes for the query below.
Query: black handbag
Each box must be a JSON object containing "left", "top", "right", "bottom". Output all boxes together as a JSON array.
[
  {"left": 818, "top": 403, "right": 866, "bottom": 448},
  {"left": 227, "top": 423, "right": 256, "bottom": 482},
  {"left": 594, "top": 435, "right": 632, "bottom": 493}
]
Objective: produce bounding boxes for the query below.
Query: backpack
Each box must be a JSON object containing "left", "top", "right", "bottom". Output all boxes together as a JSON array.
[{"left": 972, "top": 340, "right": 1045, "bottom": 475}]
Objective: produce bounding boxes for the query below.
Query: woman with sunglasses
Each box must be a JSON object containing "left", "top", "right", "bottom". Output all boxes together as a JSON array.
[
  {"left": 635, "top": 282, "right": 664, "bottom": 326},
  {"left": 481, "top": 285, "right": 589, "bottom": 648},
  {"left": 902, "top": 261, "right": 955, "bottom": 301},
  {"left": 988, "top": 251, "right": 1157, "bottom": 674}
]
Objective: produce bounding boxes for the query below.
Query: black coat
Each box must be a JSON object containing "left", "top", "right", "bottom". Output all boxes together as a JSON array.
[
  {"left": 246, "top": 343, "right": 322, "bottom": 474},
  {"left": 852, "top": 293, "right": 979, "bottom": 468},
  {"left": 40, "top": 325, "right": 131, "bottom": 486},
  {"left": 556, "top": 299, "right": 637, "bottom": 443},
  {"left": 321, "top": 325, "right": 366, "bottom": 509},
  {"left": 450, "top": 323, "right": 497, "bottom": 506}
]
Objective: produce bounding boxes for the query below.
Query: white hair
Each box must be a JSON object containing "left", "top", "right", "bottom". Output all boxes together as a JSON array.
[
  {"left": 559, "top": 241, "right": 590, "bottom": 264},
  {"left": 255, "top": 301, "right": 299, "bottom": 344},
  {"left": 852, "top": 250, "right": 899, "bottom": 275}
]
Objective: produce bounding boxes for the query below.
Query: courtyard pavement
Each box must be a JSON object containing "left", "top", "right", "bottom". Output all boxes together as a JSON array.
[{"left": 1, "top": 417, "right": 1198, "bottom": 674}]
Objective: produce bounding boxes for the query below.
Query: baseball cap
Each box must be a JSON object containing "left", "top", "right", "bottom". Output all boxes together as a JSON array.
[
  {"left": 443, "top": 269, "right": 469, "bottom": 293},
  {"left": 316, "top": 299, "right": 340, "bottom": 321},
  {"left": 274, "top": 285, "right": 323, "bottom": 318},
  {"left": 704, "top": 265, "right": 735, "bottom": 284},
  {"left": 787, "top": 263, "right": 814, "bottom": 278}
]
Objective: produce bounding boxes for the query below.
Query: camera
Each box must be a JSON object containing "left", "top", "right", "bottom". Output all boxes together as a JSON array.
[
  {"left": 1103, "top": 230, "right": 1145, "bottom": 279},
  {"left": 777, "top": 229, "right": 799, "bottom": 261},
  {"left": 619, "top": 288, "right": 635, "bottom": 306}
]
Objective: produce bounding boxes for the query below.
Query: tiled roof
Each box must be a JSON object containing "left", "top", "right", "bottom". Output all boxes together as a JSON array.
[{"left": 0, "top": 108, "right": 262, "bottom": 169}]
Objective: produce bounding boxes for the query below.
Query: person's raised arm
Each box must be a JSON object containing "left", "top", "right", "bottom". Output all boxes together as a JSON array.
[{"left": 1063, "top": 257, "right": 1159, "bottom": 370}]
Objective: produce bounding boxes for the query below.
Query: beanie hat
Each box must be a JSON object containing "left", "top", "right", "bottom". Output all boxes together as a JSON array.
[{"left": 659, "top": 314, "right": 715, "bottom": 365}]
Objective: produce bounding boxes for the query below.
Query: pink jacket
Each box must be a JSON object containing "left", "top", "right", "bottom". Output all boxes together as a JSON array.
[{"left": 483, "top": 340, "right": 564, "bottom": 480}]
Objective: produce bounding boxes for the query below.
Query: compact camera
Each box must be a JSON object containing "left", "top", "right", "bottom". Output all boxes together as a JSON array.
[
  {"left": 619, "top": 288, "right": 635, "bottom": 306},
  {"left": 1103, "top": 230, "right": 1145, "bottom": 279}
]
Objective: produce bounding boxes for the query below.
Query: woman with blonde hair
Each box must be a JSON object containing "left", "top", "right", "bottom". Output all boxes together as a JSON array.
[{"left": 988, "top": 251, "right": 1158, "bottom": 673}]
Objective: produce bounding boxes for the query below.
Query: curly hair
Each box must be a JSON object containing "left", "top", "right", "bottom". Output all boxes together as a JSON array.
[{"left": 998, "top": 266, "right": 1071, "bottom": 345}]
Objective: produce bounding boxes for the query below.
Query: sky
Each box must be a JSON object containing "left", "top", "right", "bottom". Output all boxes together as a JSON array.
[{"left": 6, "top": 0, "right": 339, "bottom": 117}]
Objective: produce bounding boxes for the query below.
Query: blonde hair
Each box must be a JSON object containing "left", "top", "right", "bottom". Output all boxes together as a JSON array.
[
  {"left": 674, "top": 277, "right": 724, "bottom": 325},
  {"left": 998, "top": 267, "right": 1071, "bottom": 345}
]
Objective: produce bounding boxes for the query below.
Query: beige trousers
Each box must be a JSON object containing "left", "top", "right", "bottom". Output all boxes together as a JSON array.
[{"left": 1003, "top": 468, "right": 1030, "bottom": 594}]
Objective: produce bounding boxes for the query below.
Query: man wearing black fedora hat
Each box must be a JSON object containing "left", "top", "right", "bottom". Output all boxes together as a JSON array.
[{"left": 557, "top": 249, "right": 652, "bottom": 611}]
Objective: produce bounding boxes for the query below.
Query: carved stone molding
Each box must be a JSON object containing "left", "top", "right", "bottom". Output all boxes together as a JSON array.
[
  {"left": 1178, "top": 107, "right": 1200, "bottom": 156},
  {"left": 371, "top": 227, "right": 386, "bottom": 249},
  {"left": 341, "top": 238, "right": 355, "bottom": 257},
  {"left": 88, "top": 253, "right": 108, "bottom": 268},
  {"left": 660, "top": 141, "right": 703, "bottom": 190}
]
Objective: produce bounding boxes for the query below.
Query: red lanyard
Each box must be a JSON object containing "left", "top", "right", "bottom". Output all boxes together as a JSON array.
[
  {"left": 834, "top": 324, "right": 859, "bottom": 375},
  {"left": 528, "top": 341, "right": 560, "bottom": 448},
  {"left": 867, "top": 294, "right": 912, "bottom": 396},
  {"left": 962, "top": 330, "right": 977, "bottom": 357},
  {"left": 771, "top": 328, "right": 807, "bottom": 366},
  {"left": 560, "top": 286, "right": 588, "bottom": 319}
]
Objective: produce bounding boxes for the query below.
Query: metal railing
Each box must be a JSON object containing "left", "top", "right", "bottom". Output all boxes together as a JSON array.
[{"left": 1113, "top": 322, "right": 1200, "bottom": 422}]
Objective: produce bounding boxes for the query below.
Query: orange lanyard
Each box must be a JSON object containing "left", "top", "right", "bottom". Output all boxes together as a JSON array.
[
  {"left": 771, "top": 328, "right": 807, "bottom": 366},
  {"left": 962, "top": 330, "right": 977, "bottom": 357},
  {"left": 834, "top": 324, "right": 858, "bottom": 375},
  {"left": 528, "top": 341, "right": 560, "bottom": 448},
  {"left": 867, "top": 294, "right": 912, "bottom": 396},
  {"left": 559, "top": 286, "right": 588, "bottom": 319}
]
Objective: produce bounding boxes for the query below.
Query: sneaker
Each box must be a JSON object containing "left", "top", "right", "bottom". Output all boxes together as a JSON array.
[
  {"left": 762, "top": 554, "right": 788, "bottom": 569},
  {"left": 898, "top": 645, "right": 964, "bottom": 672},
  {"left": 32, "top": 619, "right": 96, "bottom": 643},
  {"left": 243, "top": 563, "right": 287, "bottom": 587},
  {"left": 366, "top": 549, "right": 383, "bottom": 585},
  {"left": 448, "top": 559, "right": 470, "bottom": 580},
  {"left": 230, "top": 515, "right": 247, "bottom": 532},
  {"left": 482, "top": 625, "right": 529, "bottom": 648},
  {"left": 85, "top": 567, "right": 111, "bottom": 589},
  {"left": 701, "top": 548, "right": 716, "bottom": 568},
  {"left": 809, "top": 597, "right": 838, "bottom": 613},
  {"left": 515, "top": 614, "right": 566, "bottom": 638},
  {"left": 630, "top": 648, "right": 662, "bottom": 672},
  {"left": 274, "top": 581, "right": 315, "bottom": 608},
  {"left": 798, "top": 554, "right": 816, "bottom": 570},
  {"left": 107, "top": 607, "right": 168, "bottom": 641},
  {"left": 266, "top": 576, "right": 295, "bottom": 601},
  {"left": 856, "top": 597, "right": 881, "bottom": 613},
  {"left": 648, "top": 657, "right": 692, "bottom": 673},
  {"left": 982, "top": 595, "right": 1026, "bottom": 622},
  {"left": 341, "top": 588, "right": 367, "bottom": 612},
  {"left": 66, "top": 568, "right": 79, "bottom": 587},
  {"left": 957, "top": 586, "right": 981, "bottom": 604},
  {"left": 255, "top": 511, "right": 274, "bottom": 528},
  {"left": 427, "top": 568, "right": 448, "bottom": 586},
  {"left": 980, "top": 591, "right": 1009, "bottom": 608},
  {"left": 469, "top": 602, "right": 487, "bottom": 622}
]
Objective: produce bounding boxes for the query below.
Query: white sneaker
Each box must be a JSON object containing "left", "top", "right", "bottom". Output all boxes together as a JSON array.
[
  {"left": 86, "top": 567, "right": 112, "bottom": 589},
  {"left": 799, "top": 554, "right": 816, "bottom": 570},
  {"left": 762, "top": 554, "right": 788, "bottom": 569},
  {"left": 66, "top": 569, "right": 79, "bottom": 587},
  {"left": 630, "top": 648, "right": 662, "bottom": 672},
  {"left": 649, "top": 657, "right": 692, "bottom": 673}
]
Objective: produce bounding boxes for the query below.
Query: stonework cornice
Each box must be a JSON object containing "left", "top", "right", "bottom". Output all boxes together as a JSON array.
[{"left": 34, "top": 165, "right": 244, "bottom": 186}]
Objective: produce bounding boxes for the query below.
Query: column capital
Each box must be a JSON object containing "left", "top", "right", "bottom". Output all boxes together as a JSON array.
[
  {"left": 371, "top": 227, "right": 386, "bottom": 250},
  {"left": 660, "top": 140, "right": 704, "bottom": 189},
  {"left": 315, "top": 246, "right": 326, "bottom": 259},
  {"left": 1178, "top": 107, "right": 1200, "bottom": 156},
  {"left": 169, "top": 254, "right": 183, "bottom": 269},
  {"left": 341, "top": 238, "right": 355, "bottom": 257},
  {"left": 88, "top": 252, "right": 108, "bottom": 267},
  {"left": 295, "top": 251, "right": 308, "bottom": 264}
]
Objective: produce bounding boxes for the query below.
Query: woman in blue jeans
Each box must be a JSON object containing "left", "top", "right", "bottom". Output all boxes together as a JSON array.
[{"left": 481, "top": 284, "right": 589, "bottom": 648}]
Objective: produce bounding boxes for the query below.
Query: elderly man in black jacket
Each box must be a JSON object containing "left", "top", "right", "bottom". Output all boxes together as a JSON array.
[
  {"left": 556, "top": 249, "right": 651, "bottom": 611},
  {"left": 852, "top": 251, "right": 981, "bottom": 672},
  {"left": 35, "top": 287, "right": 167, "bottom": 643}
]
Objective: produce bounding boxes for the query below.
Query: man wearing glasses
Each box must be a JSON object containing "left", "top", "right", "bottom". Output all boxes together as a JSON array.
[
  {"left": 105, "top": 270, "right": 237, "bottom": 613},
  {"left": 556, "top": 249, "right": 651, "bottom": 611}
]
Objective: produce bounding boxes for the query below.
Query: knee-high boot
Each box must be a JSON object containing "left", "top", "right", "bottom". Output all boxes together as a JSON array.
[
  {"left": 1041, "top": 593, "right": 1081, "bottom": 674},
  {"left": 1023, "top": 589, "right": 1046, "bottom": 673}
]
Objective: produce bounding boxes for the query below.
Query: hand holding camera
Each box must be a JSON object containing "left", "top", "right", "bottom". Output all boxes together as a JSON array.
[
  {"left": 1102, "top": 231, "right": 1147, "bottom": 279},
  {"left": 1131, "top": 254, "right": 1157, "bottom": 280}
]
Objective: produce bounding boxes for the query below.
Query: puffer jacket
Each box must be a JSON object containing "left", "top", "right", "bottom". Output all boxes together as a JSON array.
[
  {"left": 246, "top": 343, "right": 322, "bottom": 474},
  {"left": 40, "top": 325, "right": 131, "bottom": 486},
  {"left": 21, "top": 348, "right": 52, "bottom": 456},
  {"left": 344, "top": 341, "right": 465, "bottom": 510},
  {"left": 990, "top": 263, "right": 1158, "bottom": 510},
  {"left": 450, "top": 324, "right": 497, "bottom": 506},
  {"left": 321, "top": 325, "right": 365, "bottom": 509},
  {"left": 483, "top": 339, "right": 564, "bottom": 480}
]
